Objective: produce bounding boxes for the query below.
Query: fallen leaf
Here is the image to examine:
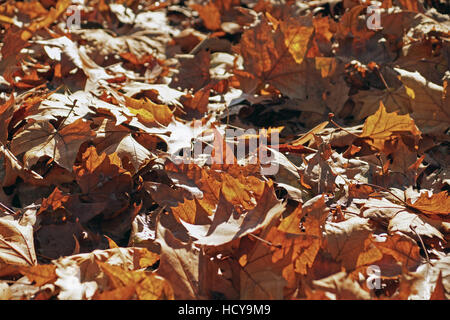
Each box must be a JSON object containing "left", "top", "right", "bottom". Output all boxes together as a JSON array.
[
  {"left": 180, "top": 182, "right": 284, "bottom": 246},
  {"left": 324, "top": 216, "right": 372, "bottom": 271},
  {"left": 375, "top": 233, "right": 422, "bottom": 271},
  {"left": 11, "top": 118, "right": 96, "bottom": 171},
  {"left": 233, "top": 16, "right": 312, "bottom": 98},
  {"left": 191, "top": 2, "right": 222, "bottom": 31},
  {"left": 124, "top": 95, "right": 173, "bottom": 127},
  {"left": 0, "top": 215, "right": 36, "bottom": 269},
  {"left": 19, "top": 264, "right": 57, "bottom": 287},
  {"left": 360, "top": 102, "right": 421, "bottom": 153},
  {"left": 155, "top": 214, "right": 203, "bottom": 299},
  {"left": 406, "top": 191, "right": 450, "bottom": 222}
]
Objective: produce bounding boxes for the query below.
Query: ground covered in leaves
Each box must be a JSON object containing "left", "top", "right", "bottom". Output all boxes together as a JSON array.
[{"left": 0, "top": 0, "right": 449, "bottom": 300}]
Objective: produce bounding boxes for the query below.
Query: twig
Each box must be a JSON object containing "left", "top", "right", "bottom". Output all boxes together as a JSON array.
[
  {"left": 0, "top": 201, "right": 16, "bottom": 215},
  {"left": 409, "top": 224, "right": 433, "bottom": 266},
  {"left": 249, "top": 233, "right": 281, "bottom": 249},
  {"left": 328, "top": 113, "right": 360, "bottom": 138}
]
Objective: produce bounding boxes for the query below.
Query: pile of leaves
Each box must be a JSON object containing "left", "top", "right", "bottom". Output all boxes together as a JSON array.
[{"left": 0, "top": 0, "right": 449, "bottom": 300}]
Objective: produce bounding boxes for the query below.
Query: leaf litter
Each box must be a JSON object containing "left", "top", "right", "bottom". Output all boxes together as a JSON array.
[{"left": 0, "top": 0, "right": 449, "bottom": 300}]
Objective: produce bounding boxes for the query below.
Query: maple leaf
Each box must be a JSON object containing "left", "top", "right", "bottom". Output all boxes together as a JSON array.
[
  {"left": 162, "top": 161, "right": 267, "bottom": 216},
  {"left": 360, "top": 102, "right": 421, "bottom": 153},
  {"left": 171, "top": 197, "right": 212, "bottom": 225},
  {"left": 19, "top": 264, "right": 57, "bottom": 287},
  {"left": 191, "top": 2, "right": 222, "bottom": 31},
  {"left": 155, "top": 214, "right": 204, "bottom": 299},
  {"left": 233, "top": 16, "right": 313, "bottom": 99},
  {"left": 124, "top": 95, "right": 173, "bottom": 127},
  {"left": 96, "top": 262, "right": 173, "bottom": 300},
  {"left": 324, "top": 216, "right": 372, "bottom": 271},
  {"left": 94, "top": 119, "right": 154, "bottom": 173},
  {"left": 74, "top": 146, "right": 132, "bottom": 196},
  {"left": 374, "top": 234, "right": 422, "bottom": 271},
  {"left": 170, "top": 50, "right": 211, "bottom": 92},
  {"left": 238, "top": 230, "right": 288, "bottom": 299},
  {"left": 273, "top": 195, "right": 329, "bottom": 275},
  {"left": 179, "top": 182, "right": 284, "bottom": 246},
  {"left": 0, "top": 144, "right": 43, "bottom": 188},
  {"left": 48, "top": 247, "right": 159, "bottom": 299},
  {"left": 0, "top": 215, "right": 36, "bottom": 269},
  {"left": 406, "top": 191, "right": 450, "bottom": 222},
  {"left": 394, "top": 68, "right": 450, "bottom": 134},
  {"left": 180, "top": 86, "right": 210, "bottom": 117},
  {"left": 10, "top": 118, "right": 96, "bottom": 171}
]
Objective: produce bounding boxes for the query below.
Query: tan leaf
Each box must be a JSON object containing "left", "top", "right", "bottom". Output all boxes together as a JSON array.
[
  {"left": 394, "top": 68, "right": 450, "bottom": 134},
  {"left": 155, "top": 215, "right": 203, "bottom": 299},
  {"left": 10, "top": 119, "right": 95, "bottom": 171},
  {"left": 312, "top": 271, "right": 371, "bottom": 300},
  {"left": 324, "top": 216, "right": 372, "bottom": 270},
  {"left": 0, "top": 216, "right": 36, "bottom": 269},
  {"left": 180, "top": 182, "right": 284, "bottom": 246}
]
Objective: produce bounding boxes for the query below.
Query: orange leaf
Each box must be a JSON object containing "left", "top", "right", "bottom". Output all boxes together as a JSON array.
[
  {"left": 407, "top": 191, "right": 450, "bottom": 222},
  {"left": 375, "top": 234, "right": 422, "bottom": 271},
  {"left": 430, "top": 271, "right": 446, "bottom": 300},
  {"left": 360, "top": 102, "right": 421, "bottom": 153},
  {"left": 20, "top": 264, "right": 57, "bottom": 287},
  {"left": 191, "top": 2, "right": 222, "bottom": 31},
  {"left": 234, "top": 16, "right": 313, "bottom": 99}
]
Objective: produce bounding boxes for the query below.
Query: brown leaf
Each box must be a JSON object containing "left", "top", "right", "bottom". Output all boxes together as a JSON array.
[
  {"left": 0, "top": 95, "right": 14, "bottom": 144},
  {"left": 155, "top": 215, "right": 203, "bottom": 299},
  {"left": 324, "top": 216, "right": 372, "bottom": 271},
  {"left": 234, "top": 16, "right": 312, "bottom": 98},
  {"left": 180, "top": 86, "right": 210, "bottom": 116},
  {"left": 11, "top": 118, "right": 96, "bottom": 171},
  {"left": 407, "top": 191, "right": 450, "bottom": 222},
  {"left": 374, "top": 234, "right": 422, "bottom": 271},
  {"left": 0, "top": 144, "right": 44, "bottom": 187},
  {"left": 191, "top": 2, "right": 222, "bottom": 31},
  {"left": 181, "top": 182, "right": 284, "bottom": 246},
  {"left": 170, "top": 50, "right": 211, "bottom": 91},
  {"left": 430, "top": 271, "right": 446, "bottom": 300},
  {"left": 19, "top": 264, "right": 57, "bottom": 287}
]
